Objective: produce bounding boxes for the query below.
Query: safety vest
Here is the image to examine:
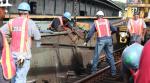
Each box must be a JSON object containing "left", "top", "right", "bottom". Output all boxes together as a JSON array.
[
  {"left": 0, "top": 31, "right": 16, "bottom": 79},
  {"left": 129, "top": 19, "right": 143, "bottom": 36},
  {"left": 94, "top": 18, "right": 111, "bottom": 37},
  {"left": 8, "top": 17, "right": 29, "bottom": 53},
  {"left": 58, "top": 17, "right": 68, "bottom": 31}
]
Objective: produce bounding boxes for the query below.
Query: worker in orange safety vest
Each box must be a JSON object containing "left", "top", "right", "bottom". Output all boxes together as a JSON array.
[
  {"left": 84, "top": 10, "right": 117, "bottom": 76},
  {"left": 48, "top": 12, "right": 72, "bottom": 32},
  {"left": 0, "top": 0, "right": 16, "bottom": 83},
  {"left": 1, "top": 2, "right": 41, "bottom": 83},
  {"left": 127, "top": 11, "right": 147, "bottom": 44}
]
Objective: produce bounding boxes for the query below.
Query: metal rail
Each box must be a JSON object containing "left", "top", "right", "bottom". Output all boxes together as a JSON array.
[
  {"left": 73, "top": 47, "right": 124, "bottom": 83},
  {"left": 74, "top": 60, "right": 121, "bottom": 83}
]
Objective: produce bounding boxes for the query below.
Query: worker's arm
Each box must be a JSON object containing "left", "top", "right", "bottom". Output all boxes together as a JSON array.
[
  {"left": 127, "top": 19, "right": 132, "bottom": 35},
  {"left": 85, "top": 24, "right": 96, "bottom": 43},
  {"left": 0, "top": 23, "right": 10, "bottom": 35},
  {"left": 142, "top": 20, "right": 147, "bottom": 36},
  {"left": 142, "top": 20, "right": 147, "bottom": 41},
  {"left": 29, "top": 20, "right": 41, "bottom": 40},
  {"left": 110, "top": 23, "right": 118, "bottom": 33},
  {"left": 51, "top": 18, "right": 61, "bottom": 29}
]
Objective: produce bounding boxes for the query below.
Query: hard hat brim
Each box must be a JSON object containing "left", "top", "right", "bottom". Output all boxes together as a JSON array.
[{"left": 0, "top": 3, "right": 12, "bottom": 7}]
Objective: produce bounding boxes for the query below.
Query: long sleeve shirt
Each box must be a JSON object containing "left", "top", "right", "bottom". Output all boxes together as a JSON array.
[{"left": 85, "top": 22, "right": 117, "bottom": 43}]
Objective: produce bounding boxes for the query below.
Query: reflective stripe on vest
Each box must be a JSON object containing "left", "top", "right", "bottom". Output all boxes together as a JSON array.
[
  {"left": 8, "top": 17, "right": 28, "bottom": 52},
  {"left": 1, "top": 31, "right": 16, "bottom": 79},
  {"left": 20, "top": 18, "right": 27, "bottom": 53},
  {"left": 130, "top": 19, "right": 143, "bottom": 36},
  {"left": 94, "top": 19, "right": 111, "bottom": 37}
]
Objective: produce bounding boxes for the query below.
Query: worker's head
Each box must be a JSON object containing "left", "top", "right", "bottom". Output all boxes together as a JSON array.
[
  {"left": 0, "top": 0, "right": 12, "bottom": 19},
  {"left": 96, "top": 11, "right": 104, "bottom": 19},
  {"left": 122, "top": 43, "right": 143, "bottom": 70},
  {"left": 18, "top": 2, "right": 30, "bottom": 17},
  {"left": 63, "top": 12, "right": 71, "bottom": 22},
  {"left": 133, "top": 11, "right": 140, "bottom": 20}
]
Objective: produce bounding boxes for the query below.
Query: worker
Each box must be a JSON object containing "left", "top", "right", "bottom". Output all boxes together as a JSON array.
[
  {"left": 1, "top": 2, "right": 41, "bottom": 83},
  {"left": 84, "top": 10, "right": 117, "bottom": 76},
  {"left": 0, "top": 0, "right": 16, "bottom": 83},
  {"left": 127, "top": 11, "right": 147, "bottom": 44},
  {"left": 122, "top": 43, "right": 143, "bottom": 83},
  {"left": 48, "top": 12, "right": 72, "bottom": 32},
  {"left": 135, "top": 40, "right": 150, "bottom": 83}
]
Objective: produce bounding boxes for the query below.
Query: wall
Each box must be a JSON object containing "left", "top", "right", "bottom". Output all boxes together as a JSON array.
[{"left": 9, "top": 0, "right": 119, "bottom": 16}]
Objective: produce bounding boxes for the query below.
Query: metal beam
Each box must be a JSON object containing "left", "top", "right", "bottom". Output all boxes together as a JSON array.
[
  {"left": 127, "top": 4, "right": 150, "bottom": 7},
  {"left": 54, "top": 0, "right": 56, "bottom": 15},
  {"left": 93, "top": 0, "right": 121, "bottom": 10}
]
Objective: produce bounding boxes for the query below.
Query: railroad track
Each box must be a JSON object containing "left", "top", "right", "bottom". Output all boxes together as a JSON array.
[{"left": 66, "top": 47, "right": 125, "bottom": 83}]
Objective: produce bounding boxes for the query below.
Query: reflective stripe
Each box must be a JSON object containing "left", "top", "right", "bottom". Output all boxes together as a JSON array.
[
  {"left": 130, "top": 20, "right": 134, "bottom": 33},
  {"left": 20, "top": 18, "right": 27, "bottom": 52},
  {"left": 105, "top": 19, "right": 111, "bottom": 36},
  {"left": 8, "top": 19, "right": 13, "bottom": 33},
  {"left": 4, "top": 34, "right": 11, "bottom": 78},
  {"left": 139, "top": 19, "right": 143, "bottom": 36},
  {"left": 94, "top": 19, "right": 110, "bottom": 37},
  {"left": 94, "top": 20, "right": 101, "bottom": 37}
]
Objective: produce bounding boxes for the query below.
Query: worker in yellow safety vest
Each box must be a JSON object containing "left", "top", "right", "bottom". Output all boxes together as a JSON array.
[
  {"left": 1, "top": 2, "right": 41, "bottom": 83},
  {"left": 0, "top": 0, "right": 16, "bottom": 83}
]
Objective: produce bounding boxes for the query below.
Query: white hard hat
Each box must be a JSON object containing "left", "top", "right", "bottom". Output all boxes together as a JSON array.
[
  {"left": 0, "top": 0, "right": 12, "bottom": 7},
  {"left": 96, "top": 11, "right": 104, "bottom": 16}
]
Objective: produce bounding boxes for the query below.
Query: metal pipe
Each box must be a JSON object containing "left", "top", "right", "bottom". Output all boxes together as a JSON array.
[
  {"left": 90, "top": 0, "right": 92, "bottom": 16},
  {"left": 54, "top": 0, "right": 56, "bottom": 15},
  {"left": 85, "top": 0, "right": 87, "bottom": 16},
  {"left": 64, "top": 0, "right": 67, "bottom": 13}
]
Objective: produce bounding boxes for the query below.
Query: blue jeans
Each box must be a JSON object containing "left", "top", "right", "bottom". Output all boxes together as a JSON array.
[
  {"left": 130, "top": 34, "right": 141, "bottom": 44},
  {"left": 11, "top": 59, "right": 30, "bottom": 83},
  {"left": 91, "top": 37, "right": 116, "bottom": 75}
]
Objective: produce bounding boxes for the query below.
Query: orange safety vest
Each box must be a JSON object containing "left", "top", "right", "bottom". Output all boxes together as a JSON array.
[
  {"left": 8, "top": 17, "right": 29, "bottom": 53},
  {"left": 0, "top": 31, "right": 16, "bottom": 79},
  {"left": 129, "top": 19, "right": 143, "bottom": 36},
  {"left": 94, "top": 18, "right": 111, "bottom": 37},
  {"left": 58, "top": 17, "right": 68, "bottom": 31}
]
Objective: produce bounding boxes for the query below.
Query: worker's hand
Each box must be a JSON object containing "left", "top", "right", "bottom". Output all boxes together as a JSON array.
[
  {"left": 83, "top": 42, "right": 87, "bottom": 46},
  {"left": 17, "top": 56, "right": 25, "bottom": 68},
  {"left": 36, "top": 41, "right": 41, "bottom": 48},
  {"left": 141, "top": 36, "right": 144, "bottom": 42}
]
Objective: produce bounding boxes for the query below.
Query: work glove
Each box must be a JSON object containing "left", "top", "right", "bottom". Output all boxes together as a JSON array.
[
  {"left": 17, "top": 56, "right": 25, "bottom": 68},
  {"left": 83, "top": 42, "right": 87, "bottom": 46},
  {"left": 36, "top": 41, "right": 41, "bottom": 48}
]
